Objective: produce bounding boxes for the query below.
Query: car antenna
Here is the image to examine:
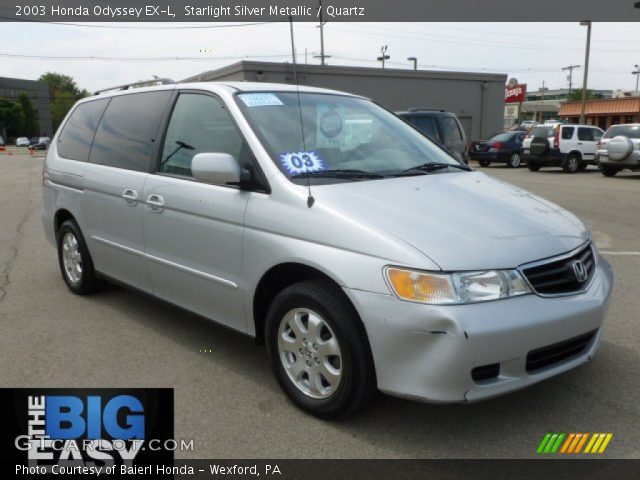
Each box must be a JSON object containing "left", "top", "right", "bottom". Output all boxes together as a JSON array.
[{"left": 289, "top": 16, "right": 314, "bottom": 208}]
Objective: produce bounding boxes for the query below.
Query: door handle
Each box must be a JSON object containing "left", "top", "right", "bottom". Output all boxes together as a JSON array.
[
  {"left": 577, "top": 142, "right": 583, "bottom": 145},
  {"left": 122, "top": 188, "right": 138, "bottom": 205},
  {"left": 146, "top": 194, "right": 165, "bottom": 212}
]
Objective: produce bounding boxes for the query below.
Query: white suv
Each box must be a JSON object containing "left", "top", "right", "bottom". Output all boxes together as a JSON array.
[
  {"left": 596, "top": 124, "right": 640, "bottom": 177},
  {"left": 522, "top": 124, "right": 604, "bottom": 173}
]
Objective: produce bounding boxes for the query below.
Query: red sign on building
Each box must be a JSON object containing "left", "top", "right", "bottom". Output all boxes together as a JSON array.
[{"left": 505, "top": 78, "right": 527, "bottom": 103}]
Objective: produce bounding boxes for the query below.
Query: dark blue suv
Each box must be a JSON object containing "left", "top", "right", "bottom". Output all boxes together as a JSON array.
[{"left": 397, "top": 109, "right": 468, "bottom": 164}]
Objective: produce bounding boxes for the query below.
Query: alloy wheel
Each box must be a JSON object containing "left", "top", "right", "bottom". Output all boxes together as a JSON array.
[
  {"left": 61, "top": 232, "right": 83, "bottom": 284},
  {"left": 277, "top": 308, "right": 342, "bottom": 399}
]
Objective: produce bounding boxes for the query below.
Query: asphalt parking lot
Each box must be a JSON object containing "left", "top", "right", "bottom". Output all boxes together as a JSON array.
[{"left": 1, "top": 152, "right": 638, "bottom": 459}]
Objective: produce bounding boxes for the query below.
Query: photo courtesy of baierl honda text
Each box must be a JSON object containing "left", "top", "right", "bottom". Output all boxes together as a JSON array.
[{"left": 0, "top": 0, "right": 639, "bottom": 478}]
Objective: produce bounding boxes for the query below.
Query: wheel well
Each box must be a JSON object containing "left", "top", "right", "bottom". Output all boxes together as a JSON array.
[
  {"left": 54, "top": 209, "right": 75, "bottom": 234},
  {"left": 252, "top": 263, "right": 340, "bottom": 344},
  {"left": 568, "top": 151, "right": 582, "bottom": 159}
]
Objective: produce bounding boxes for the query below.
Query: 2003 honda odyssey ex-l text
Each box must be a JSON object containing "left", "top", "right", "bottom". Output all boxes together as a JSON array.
[{"left": 43, "top": 82, "right": 614, "bottom": 418}]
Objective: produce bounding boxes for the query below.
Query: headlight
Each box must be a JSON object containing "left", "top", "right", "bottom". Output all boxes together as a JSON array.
[{"left": 385, "top": 267, "right": 531, "bottom": 305}]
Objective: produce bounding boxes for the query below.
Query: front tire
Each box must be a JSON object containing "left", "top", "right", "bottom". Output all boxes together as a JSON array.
[
  {"left": 506, "top": 152, "right": 521, "bottom": 168},
  {"left": 265, "top": 280, "right": 376, "bottom": 419},
  {"left": 57, "top": 220, "right": 104, "bottom": 295}
]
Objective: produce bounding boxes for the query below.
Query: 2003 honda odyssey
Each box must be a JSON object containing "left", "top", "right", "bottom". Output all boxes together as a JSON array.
[{"left": 43, "top": 81, "right": 614, "bottom": 418}]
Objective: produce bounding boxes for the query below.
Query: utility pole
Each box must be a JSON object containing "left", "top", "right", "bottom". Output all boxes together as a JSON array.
[
  {"left": 579, "top": 21, "right": 592, "bottom": 124},
  {"left": 632, "top": 64, "right": 640, "bottom": 93},
  {"left": 562, "top": 64, "right": 580, "bottom": 95},
  {"left": 540, "top": 81, "right": 546, "bottom": 123},
  {"left": 313, "top": 0, "right": 330, "bottom": 65},
  {"left": 407, "top": 57, "right": 417, "bottom": 71},
  {"left": 377, "top": 45, "right": 390, "bottom": 69}
]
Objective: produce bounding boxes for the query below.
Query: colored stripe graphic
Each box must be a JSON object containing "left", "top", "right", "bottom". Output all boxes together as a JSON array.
[{"left": 538, "top": 433, "right": 613, "bottom": 454}]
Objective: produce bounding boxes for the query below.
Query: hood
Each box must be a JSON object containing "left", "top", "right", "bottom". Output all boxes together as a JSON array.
[{"left": 312, "top": 171, "right": 589, "bottom": 271}]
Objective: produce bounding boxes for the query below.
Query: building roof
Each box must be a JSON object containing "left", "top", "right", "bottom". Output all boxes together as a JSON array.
[
  {"left": 560, "top": 97, "right": 640, "bottom": 116},
  {"left": 181, "top": 60, "right": 507, "bottom": 84}
]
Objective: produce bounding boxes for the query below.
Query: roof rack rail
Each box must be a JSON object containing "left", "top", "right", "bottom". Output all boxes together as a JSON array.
[
  {"left": 407, "top": 108, "right": 446, "bottom": 112},
  {"left": 93, "top": 78, "right": 175, "bottom": 95}
]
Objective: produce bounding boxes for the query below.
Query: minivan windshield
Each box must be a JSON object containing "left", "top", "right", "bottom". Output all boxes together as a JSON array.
[
  {"left": 236, "top": 92, "right": 464, "bottom": 183},
  {"left": 604, "top": 125, "right": 640, "bottom": 139}
]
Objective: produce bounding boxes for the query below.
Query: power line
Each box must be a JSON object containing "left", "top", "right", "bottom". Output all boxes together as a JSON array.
[{"left": 0, "top": 52, "right": 293, "bottom": 62}]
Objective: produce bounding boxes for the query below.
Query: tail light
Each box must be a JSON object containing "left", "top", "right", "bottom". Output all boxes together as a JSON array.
[
  {"left": 491, "top": 142, "right": 505, "bottom": 149},
  {"left": 553, "top": 127, "right": 560, "bottom": 149},
  {"left": 597, "top": 140, "right": 603, "bottom": 149}
]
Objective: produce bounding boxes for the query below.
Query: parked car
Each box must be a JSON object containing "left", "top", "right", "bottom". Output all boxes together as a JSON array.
[
  {"left": 32, "top": 137, "right": 51, "bottom": 150},
  {"left": 522, "top": 124, "right": 604, "bottom": 173},
  {"left": 596, "top": 124, "right": 640, "bottom": 177},
  {"left": 521, "top": 120, "right": 537, "bottom": 129},
  {"left": 16, "top": 137, "right": 30, "bottom": 147},
  {"left": 43, "top": 82, "right": 613, "bottom": 418},
  {"left": 469, "top": 131, "right": 527, "bottom": 168},
  {"left": 397, "top": 109, "right": 468, "bottom": 163},
  {"left": 0, "top": 135, "right": 5, "bottom": 147}
]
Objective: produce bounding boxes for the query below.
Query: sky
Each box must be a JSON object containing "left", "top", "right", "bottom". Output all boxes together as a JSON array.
[{"left": 2, "top": 22, "right": 640, "bottom": 93}]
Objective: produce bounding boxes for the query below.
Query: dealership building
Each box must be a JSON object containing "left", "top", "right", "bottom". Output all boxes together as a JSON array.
[
  {"left": 182, "top": 61, "right": 506, "bottom": 141},
  {"left": 0, "top": 76, "right": 53, "bottom": 136}
]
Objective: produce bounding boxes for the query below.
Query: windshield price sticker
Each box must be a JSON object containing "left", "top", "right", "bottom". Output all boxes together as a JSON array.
[
  {"left": 279, "top": 151, "right": 326, "bottom": 175},
  {"left": 239, "top": 93, "right": 283, "bottom": 107}
]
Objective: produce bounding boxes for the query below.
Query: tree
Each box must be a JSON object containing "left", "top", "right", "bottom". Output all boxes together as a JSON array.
[
  {"left": 17, "top": 93, "right": 39, "bottom": 136},
  {"left": 0, "top": 98, "right": 24, "bottom": 138},
  {"left": 568, "top": 88, "right": 597, "bottom": 102},
  {"left": 38, "top": 72, "right": 89, "bottom": 132}
]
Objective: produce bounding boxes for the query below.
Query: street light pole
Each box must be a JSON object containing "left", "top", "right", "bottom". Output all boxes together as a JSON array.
[
  {"left": 377, "top": 45, "right": 390, "bottom": 69},
  {"left": 407, "top": 57, "right": 417, "bottom": 71},
  {"left": 633, "top": 64, "right": 640, "bottom": 93},
  {"left": 579, "top": 21, "right": 592, "bottom": 124}
]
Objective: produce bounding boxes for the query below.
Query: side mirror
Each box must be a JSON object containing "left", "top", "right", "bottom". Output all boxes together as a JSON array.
[{"left": 191, "top": 153, "right": 241, "bottom": 186}]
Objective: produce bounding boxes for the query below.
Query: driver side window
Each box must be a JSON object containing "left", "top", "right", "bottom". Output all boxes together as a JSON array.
[{"left": 160, "top": 93, "right": 245, "bottom": 177}]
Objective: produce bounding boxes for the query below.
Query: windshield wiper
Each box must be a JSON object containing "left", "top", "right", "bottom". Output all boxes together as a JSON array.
[
  {"left": 402, "top": 162, "right": 471, "bottom": 173},
  {"left": 292, "top": 169, "right": 384, "bottom": 180},
  {"left": 394, "top": 162, "right": 471, "bottom": 177}
]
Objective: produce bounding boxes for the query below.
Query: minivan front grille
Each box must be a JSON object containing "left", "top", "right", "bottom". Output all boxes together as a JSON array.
[
  {"left": 522, "top": 244, "right": 595, "bottom": 295},
  {"left": 526, "top": 330, "right": 596, "bottom": 373}
]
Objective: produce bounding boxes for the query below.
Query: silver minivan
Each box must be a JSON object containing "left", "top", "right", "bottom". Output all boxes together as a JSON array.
[{"left": 43, "top": 82, "right": 613, "bottom": 418}]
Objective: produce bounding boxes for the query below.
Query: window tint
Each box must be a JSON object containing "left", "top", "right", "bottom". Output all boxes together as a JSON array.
[
  {"left": 561, "top": 127, "right": 575, "bottom": 140},
  {"left": 578, "top": 127, "right": 594, "bottom": 141},
  {"left": 531, "top": 126, "right": 554, "bottom": 137},
  {"left": 90, "top": 91, "right": 171, "bottom": 172},
  {"left": 57, "top": 99, "right": 109, "bottom": 161},
  {"left": 604, "top": 125, "right": 640, "bottom": 139},
  {"left": 592, "top": 128, "right": 603, "bottom": 140},
  {"left": 491, "top": 132, "right": 517, "bottom": 142},
  {"left": 160, "top": 93, "right": 247, "bottom": 177},
  {"left": 440, "top": 117, "right": 463, "bottom": 144},
  {"left": 412, "top": 116, "right": 441, "bottom": 143}
]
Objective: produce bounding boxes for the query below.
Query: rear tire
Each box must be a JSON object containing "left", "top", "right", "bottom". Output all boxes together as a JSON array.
[
  {"left": 506, "top": 152, "right": 521, "bottom": 168},
  {"left": 563, "top": 154, "right": 580, "bottom": 173},
  {"left": 599, "top": 164, "right": 620, "bottom": 177},
  {"left": 527, "top": 161, "right": 541, "bottom": 172},
  {"left": 478, "top": 160, "right": 491, "bottom": 167},
  {"left": 57, "top": 220, "right": 104, "bottom": 295},
  {"left": 265, "top": 279, "right": 376, "bottom": 419}
]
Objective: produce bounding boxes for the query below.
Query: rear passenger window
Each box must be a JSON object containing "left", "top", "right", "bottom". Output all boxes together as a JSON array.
[
  {"left": 412, "top": 116, "right": 441, "bottom": 143},
  {"left": 57, "top": 99, "right": 109, "bottom": 161},
  {"left": 578, "top": 127, "right": 594, "bottom": 141},
  {"left": 441, "top": 117, "right": 463, "bottom": 144},
  {"left": 89, "top": 91, "right": 171, "bottom": 172},
  {"left": 561, "top": 127, "right": 575, "bottom": 140},
  {"left": 159, "top": 93, "right": 246, "bottom": 177}
]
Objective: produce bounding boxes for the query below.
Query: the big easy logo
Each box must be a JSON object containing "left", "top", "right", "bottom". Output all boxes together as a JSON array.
[
  {"left": 505, "top": 78, "right": 527, "bottom": 103},
  {"left": 1, "top": 389, "right": 174, "bottom": 468}
]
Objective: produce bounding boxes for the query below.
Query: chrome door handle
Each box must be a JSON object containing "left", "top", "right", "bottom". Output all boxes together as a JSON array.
[
  {"left": 122, "top": 188, "right": 138, "bottom": 205},
  {"left": 577, "top": 142, "right": 583, "bottom": 145},
  {"left": 146, "top": 194, "right": 165, "bottom": 212}
]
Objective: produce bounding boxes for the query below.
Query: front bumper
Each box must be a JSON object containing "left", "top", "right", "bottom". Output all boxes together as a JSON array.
[{"left": 344, "top": 258, "right": 613, "bottom": 403}]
